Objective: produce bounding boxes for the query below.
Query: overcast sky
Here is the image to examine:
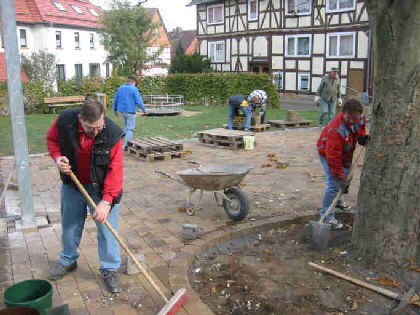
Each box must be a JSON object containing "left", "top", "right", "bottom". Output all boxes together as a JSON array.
[{"left": 91, "top": 0, "right": 197, "bottom": 32}]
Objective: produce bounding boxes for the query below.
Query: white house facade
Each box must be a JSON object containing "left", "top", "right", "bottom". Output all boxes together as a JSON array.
[
  {"left": 189, "top": 0, "right": 372, "bottom": 99},
  {"left": 0, "top": 0, "right": 111, "bottom": 81}
]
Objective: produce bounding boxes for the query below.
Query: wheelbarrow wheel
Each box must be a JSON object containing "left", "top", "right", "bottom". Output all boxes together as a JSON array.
[{"left": 223, "top": 187, "right": 249, "bottom": 221}]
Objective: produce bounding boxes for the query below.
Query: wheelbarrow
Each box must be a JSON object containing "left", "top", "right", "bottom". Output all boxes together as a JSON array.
[{"left": 155, "top": 162, "right": 253, "bottom": 221}]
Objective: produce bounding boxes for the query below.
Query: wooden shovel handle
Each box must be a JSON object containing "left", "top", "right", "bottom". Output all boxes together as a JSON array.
[
  {"left": 69, "top": 171, "right": 169, "bottom": 303},
  {"left": 309, "top": 262, "right": 399, "bottom": 300},
  {"left": 320, "top": 146, "right": 365, "bottom": 223}
]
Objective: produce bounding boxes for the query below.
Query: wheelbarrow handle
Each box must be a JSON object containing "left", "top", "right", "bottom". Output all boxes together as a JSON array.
[
  {"left": 187, "top": 160, "right": 201, "bottom": 167},
  {"left": 154, "top": 169, "right": 187, "bottom": 186}
]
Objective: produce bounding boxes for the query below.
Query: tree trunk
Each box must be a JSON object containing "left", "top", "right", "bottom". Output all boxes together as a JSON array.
[{"left": 352, "top": 0, "right": 420, "bottom": 267}]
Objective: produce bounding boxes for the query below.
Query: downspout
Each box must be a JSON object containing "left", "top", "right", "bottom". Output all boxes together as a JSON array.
[{"left": 365, "top": 29, "right": 373, "bottom": 103}]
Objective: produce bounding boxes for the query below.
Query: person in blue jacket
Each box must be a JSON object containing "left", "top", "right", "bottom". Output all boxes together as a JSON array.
[{"left": 113, "top": 76, "right": 147, "bottom": 149}]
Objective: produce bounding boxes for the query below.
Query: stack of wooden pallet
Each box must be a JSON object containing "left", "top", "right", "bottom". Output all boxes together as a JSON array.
[
  {"left": 127, "top": 136, "right": 190, "bottom": 162},
  {"left": 196, "top": 128, "right": 254, "bottom": 149}
]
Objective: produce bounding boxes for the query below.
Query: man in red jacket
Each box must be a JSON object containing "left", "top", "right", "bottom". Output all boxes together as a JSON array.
[
  {"left": 46, "top": 99, "right": 124, "bottom": 293},
  {"left": 317, "top": 99, "right": 368, "bottom": 229}
]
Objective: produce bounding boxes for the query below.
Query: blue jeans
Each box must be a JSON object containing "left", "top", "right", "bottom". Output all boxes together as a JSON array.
[
  {"left": 319, "top": 99, "right": 336, "bottom": 125},
  {"left": 228, "top": 104, "right": 252, "bottom": 130},
  {"left": 121, "top": 112, "right": 137, "bottom": 147},
  {"left": 60, "top": 183, "right": 121, "bottom": 270},
  {"left": 319, "top": 155, "right": 350, "bottom": 221}
]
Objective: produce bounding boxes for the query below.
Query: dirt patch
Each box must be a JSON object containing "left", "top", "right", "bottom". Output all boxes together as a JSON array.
[
  {"left": 190, "top": 213, "right": 418, "bottom": 315},
  {"left": 180, "top": 110, "right": 202, "bottom": 117}
]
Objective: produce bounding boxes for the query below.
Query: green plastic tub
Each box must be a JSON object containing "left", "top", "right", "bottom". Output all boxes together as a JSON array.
[{"left": 3, "top": 280, "right": 53, "bottom": 315}]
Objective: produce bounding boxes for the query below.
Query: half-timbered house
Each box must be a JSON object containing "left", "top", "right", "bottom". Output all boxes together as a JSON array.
[{"left": 188, "top": 0, "right": 372, "bottom": 99}]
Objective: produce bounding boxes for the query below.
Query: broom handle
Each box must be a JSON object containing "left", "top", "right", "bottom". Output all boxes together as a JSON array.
[
  {"left": 309, "top": 262, "right": 399, "bottom": 300},
  {"left": 69, "top": 171, "right": 169, "bottom": 303},
  {"left": 319, "top": 146, "right": 365, "bottom": 223}
]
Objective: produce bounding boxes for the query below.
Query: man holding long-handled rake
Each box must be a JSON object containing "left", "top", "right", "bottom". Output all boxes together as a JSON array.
[
  {"left": 46, "top": 99, "right": 124, "bottom": 293},
  {"left": 316, "top": 99, "right": 369, "bottom": 230}
]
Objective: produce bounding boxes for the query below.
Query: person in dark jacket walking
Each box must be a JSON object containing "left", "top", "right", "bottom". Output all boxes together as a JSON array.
[
  {"left": 113, "top": 76, "right": 147, "bottom": 149},
  {"left": 317, "top": 99, "right": 368, "bottom": 229},
  {"left": 46, "top": 99, "right": 124, "bottom": 293}
]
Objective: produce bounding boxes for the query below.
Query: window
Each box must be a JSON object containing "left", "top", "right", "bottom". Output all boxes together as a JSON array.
[
  {"left": 207, "top": 4, "right": 223, "bottom": 24},
  {"left": 327, "top": 0, "right": 356, "bottom": 12},
  {"left": 286, "top": 0, "right": 311, "bottom": 15},
  {"left": 71, "top": 4, "right": 83, "bottom": 14},
  {"left": 53, "top": 1, "right": 66, "bottom": 12},
  {"left": 327, "top": 32, "right": 355, "bottom": 58},
  {"left": 56, "top": 31, "right": 62, "bottom": 48},
  {"left": 19, "top": 29, "right": 27, "bottom": 48},
  {"left": 75, "top": 64, "right": 83, "bottom": 78},
  {"left": 74, "top": 32, "right": 80, "bottom": 49},
  {"left": 56, "top": 64, "right": 66, "bottom": 81},
  {"left": 89, "top": 63, "right": 100, "bottom": 77},
  {"left": 88, "top": 8, "right": 99, "bottom": 17},
  {"left": 208, "top": 41, "right": 225, "bottom": 62},
  {"left": 298, "top": 73, "right": 310, "bottom": 90},
  {"left": 89, "top": 33, "right": 95, "bottom": 49},
  {"left": 272, "top": 71, "right": 283, "bottom": 90},
  {"left": 285, "top": 35, "right": 311, "bottom": 57},
  {"left": 248, "top": 0, "right": 258, "bottom": 21},
  {"left": 105, "top": 63, "right": 110, "bottom": 77}
]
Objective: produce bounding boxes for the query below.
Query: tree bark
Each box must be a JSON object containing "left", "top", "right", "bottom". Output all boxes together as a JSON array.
[{"left": 352, "top": 0, "right": 420, "bottom": 267}]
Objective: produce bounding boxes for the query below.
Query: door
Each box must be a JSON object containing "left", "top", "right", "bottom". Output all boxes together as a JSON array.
[{"left": 347, "top": 69, "right": 365, "bottom": 97}]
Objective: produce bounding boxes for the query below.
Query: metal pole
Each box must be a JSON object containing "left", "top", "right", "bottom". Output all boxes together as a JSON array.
[{"left": 1, "top": 0, "right": 35, "bottom": 223}]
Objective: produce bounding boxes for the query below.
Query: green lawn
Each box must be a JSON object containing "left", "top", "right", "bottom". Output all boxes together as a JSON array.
[{"left": 0, "top": 106, "right": 319, "bottom": 156}]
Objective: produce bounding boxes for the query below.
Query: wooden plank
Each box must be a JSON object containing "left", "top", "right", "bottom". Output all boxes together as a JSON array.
[
  {"left": 128, "top": 148, "right": 191, "bottom": 162},
  {"left": 44, "top": 96, "right": 85, "bottom": 103},
  {"left": 267, "top": 120, "right": 312, "bottom": 127},
  {"left": 47, "top": 103, "right": 83, "bottom": 107}
]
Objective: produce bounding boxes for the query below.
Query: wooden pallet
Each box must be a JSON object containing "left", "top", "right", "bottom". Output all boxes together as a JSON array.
[
  {"left": 196, "top": 128, "right": 254, "bottom": 149},
  {"left": 128, "top": 147, "right": 190, "bottom": 162},
  {"left": 127, "top": 136, "right": 183, "bottom": 155},
  {"left": 250, "top": 124, "right": 270, "bottom": 132},
  {"left": 267, "top": 120, "right": 312, "bottom": 128}
]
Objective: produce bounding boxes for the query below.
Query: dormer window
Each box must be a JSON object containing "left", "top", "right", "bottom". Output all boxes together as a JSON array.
[
  {"left": 53, "top": 1, "right": 66, "bottom": 12},
  {"left": 71, "top": 5, "right": 83, "bottom": 14},
  {"left": 88, "top": 8, "right": 99, "bottom": 17}
]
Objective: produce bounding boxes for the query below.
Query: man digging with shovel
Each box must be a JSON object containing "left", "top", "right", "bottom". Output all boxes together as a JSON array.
[{"left": 317, "top": 99, "right": 369, "bottom": 229}]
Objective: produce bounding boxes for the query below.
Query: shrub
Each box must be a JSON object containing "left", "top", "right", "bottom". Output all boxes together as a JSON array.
[{"left": 23, "top": 80, "right": 53, "bottom": 113}]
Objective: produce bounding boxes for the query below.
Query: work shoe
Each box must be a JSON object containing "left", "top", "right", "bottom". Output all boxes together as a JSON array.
[
  {"left": 325, "top": 219, "right": 344, "bottom": 230},
  {"left": 101, "top": 269, "right": 122, "bottom": 293},
  {"left": 50, "top": 262, "right": 77, "bottom": 280},
  {"left": 336, "top": 202, "right": 351, "bottom": 211}
]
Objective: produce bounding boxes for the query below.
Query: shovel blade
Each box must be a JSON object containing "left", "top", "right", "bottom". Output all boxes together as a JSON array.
[{"left": 309, "top": 220, "right": 331, "bottom": 252}]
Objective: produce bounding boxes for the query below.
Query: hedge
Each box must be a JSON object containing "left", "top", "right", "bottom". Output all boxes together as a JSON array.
[{"left": 21, "top": 72, "right": 280, "bottom": 114}]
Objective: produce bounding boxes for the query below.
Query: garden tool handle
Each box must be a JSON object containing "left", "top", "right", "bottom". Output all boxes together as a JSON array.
[
  {"left": 309, "top": 262, "right": 399, "bottom": 300},
  {"left": 68, "top": 171, "right": 169, "bottom": 303},
  {"left": 319, "top": 146, "right": 365, "bottom": 223}
]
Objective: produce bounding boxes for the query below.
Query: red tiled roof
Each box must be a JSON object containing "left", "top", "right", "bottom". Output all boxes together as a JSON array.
[
  {"left": 0, "top": 53, "right": 29, "bottom": 82},
  {"left": 15, "top": 0, "right": 103, "bottom": 28}
]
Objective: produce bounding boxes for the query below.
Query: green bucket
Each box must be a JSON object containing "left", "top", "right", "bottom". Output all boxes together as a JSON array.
[{"left": 3, "top": 280, "right": 53, "bottom": 315}]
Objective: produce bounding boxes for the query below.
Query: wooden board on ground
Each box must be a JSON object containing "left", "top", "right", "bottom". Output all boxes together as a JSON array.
[
  {"left": 250, "top": 124, "right": 270, "bottom": 132},
  {"left": 196, "top": 128, "right": 254, "bottom": 150},
  {"left": 127, "top": 136, "right": 183, "bottom": 155},
  {"left": 267, "top": 120, "right": 312, "bottom": 128},
  {"left": 127, "top": 136, "right": 188, "bottom": 162}
]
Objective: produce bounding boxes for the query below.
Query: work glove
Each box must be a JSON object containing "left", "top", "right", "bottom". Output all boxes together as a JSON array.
[
  {"left": 338, "top": 98, "right": 343, "bottom": 106},
  {"left": 339, "top": 178, "right": 350, "bottom": 194},
  {"left": 357, "top": 135, "right": 370, "bottom": 146},
  {"left": 314, "top": 95, "right": 320, "bottom": 105}
]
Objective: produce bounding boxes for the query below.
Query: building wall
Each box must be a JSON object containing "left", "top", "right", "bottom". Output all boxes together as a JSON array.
[
  {"left": 196, "top": 0, "right": 371, "bottom": 97},
  {"left": 0, "top": 24, "right": 111, "bottom": 79}
]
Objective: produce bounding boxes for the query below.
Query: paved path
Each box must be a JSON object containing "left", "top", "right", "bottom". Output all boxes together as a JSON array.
[{"left": 0, "top": 127, "right": 363, "bottom": 315}]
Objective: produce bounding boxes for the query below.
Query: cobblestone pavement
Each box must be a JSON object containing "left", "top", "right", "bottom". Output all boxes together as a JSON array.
[{"left": 0, "top": 127, "right": 363, "bottom": 315}]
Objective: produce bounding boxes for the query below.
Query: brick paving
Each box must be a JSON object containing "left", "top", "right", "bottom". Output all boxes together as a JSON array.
[{"left": 0, "top": 127, "right": 363, "bottom": 315}]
